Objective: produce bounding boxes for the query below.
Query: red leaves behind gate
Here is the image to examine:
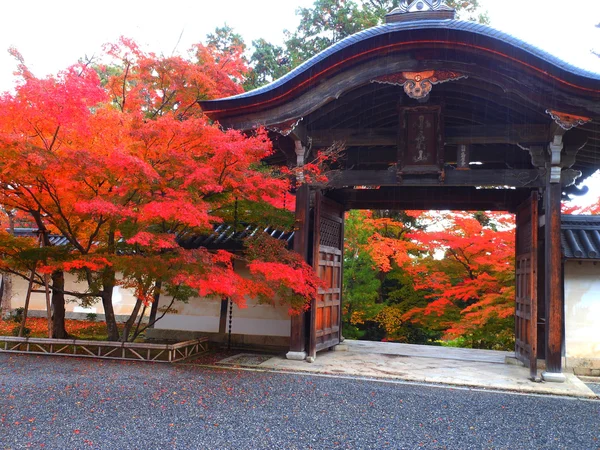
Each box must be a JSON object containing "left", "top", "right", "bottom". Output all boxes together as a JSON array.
[{"left": 403, "top": 212, "right": 516, "bottom": 341}]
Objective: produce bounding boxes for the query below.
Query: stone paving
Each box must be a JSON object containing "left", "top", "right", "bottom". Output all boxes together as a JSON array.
[{"left": 256, "top": 340, "right": 597, "bottom": 399}]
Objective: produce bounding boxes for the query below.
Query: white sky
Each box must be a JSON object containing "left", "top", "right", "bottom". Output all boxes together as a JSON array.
[
  {"left": 1, "top": 0, "right": 599, "bottom": 203},
  {"left": 1, "top": 0, "right": 598, "bottom": 91}
]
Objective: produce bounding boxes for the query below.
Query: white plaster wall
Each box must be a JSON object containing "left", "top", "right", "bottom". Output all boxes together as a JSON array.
[
  {"left": 153, "top": 263, "right": 291, "bottom": 337},
  {"left": 153, "top": 295, "right": 291, "bottom": 337},
  {"left": 9, "top": 273, "right": 140, "bottom": 316},
  {"left": 8, "top": 262, "right": 292, "bottom": 337},
  {"left": 564, "top": 261, "right": 600, "bottom": 359},
  {"left": 154, "top": 295, "right": 221, "bottom": 333}
]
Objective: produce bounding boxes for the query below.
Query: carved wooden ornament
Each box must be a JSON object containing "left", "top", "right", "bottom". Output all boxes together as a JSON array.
[
  {"left": 372, "top": 70, "right": 467, "bottom": 99},
  {"left": 546, "top": 110, "right": 591, "bottom": 131},
  {"left": 266, "top": 117, "right": 304, "bottom": 136}
]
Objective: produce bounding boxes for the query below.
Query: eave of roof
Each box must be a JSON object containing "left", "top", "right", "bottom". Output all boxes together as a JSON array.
[
  {"left": 9, "top": 226, "right": 295, "bottom": 252},
  {"left": 201, "top": 19, "right": 600, "bottom": 117},
  {"left": 561, "top": 215, "right": 600, "bottom": 260}
]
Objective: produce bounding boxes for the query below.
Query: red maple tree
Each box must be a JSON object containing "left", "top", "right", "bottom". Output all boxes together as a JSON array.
[
  {"left": 403, "top": 212, "right": 515, "bottom": 347},
  {"left": 0, "top": 40, "right": 318, "bottom": 341}
]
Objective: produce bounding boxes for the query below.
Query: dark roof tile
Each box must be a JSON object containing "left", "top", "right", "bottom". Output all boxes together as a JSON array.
[{"left": 561, "top": 215, "right": 600, "bottom": 260}]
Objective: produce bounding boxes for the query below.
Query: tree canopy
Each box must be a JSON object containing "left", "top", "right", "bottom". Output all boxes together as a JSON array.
[
  {"left": 343, "top": 211, "right": 516, "bottom": 350},
  {"left": 0, "top": 38, "right": 321, "bottom": 341},
  {"left": 244, "top": 0, "right": 489, "bottom": 89}
]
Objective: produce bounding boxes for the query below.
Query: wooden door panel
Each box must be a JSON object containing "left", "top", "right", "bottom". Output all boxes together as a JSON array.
[
  {"left": 515, "top": 192, "right": 539, "bottom": 380},
  {"left": 310, "top": 192, "right": 344, "bottom": 357}
]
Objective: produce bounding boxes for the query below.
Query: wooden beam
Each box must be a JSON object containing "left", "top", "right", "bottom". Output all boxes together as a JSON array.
[
  {"left": 288, "top": 122, "right": 309, "bottom": 147},
  {"left": 344, "top": 145, "right": 532, "bottom": 168},
  {"left": 543, "top": 181, "right": 564, "bottom": 378},
  {"left": 287, "top": 184, "right": 310, "bottom": 360},
  {"left": 328, "top": 186, "right": 531, "bottom": 212},
  {"left": 308, "top": 190, "right": 322, "bottom": 361},
  {"left": 310, "top": 125, "right": 550, "bottom": 147},
  {"left": 326, "top": 169, "right": 544, "bottom": 188}
]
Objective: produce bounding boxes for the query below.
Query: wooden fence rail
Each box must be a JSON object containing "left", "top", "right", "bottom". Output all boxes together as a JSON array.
[{"left": 0, "top": 336, "right": 208, "bottom": 363}]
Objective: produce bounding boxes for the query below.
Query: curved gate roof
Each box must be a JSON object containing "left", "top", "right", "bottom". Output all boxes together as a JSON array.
[
  {"left": 201, "top": 11, "right": 600, "bottom": 189},
  {"left": 202, "top": 19, "right": 600, "bottom": 116}
]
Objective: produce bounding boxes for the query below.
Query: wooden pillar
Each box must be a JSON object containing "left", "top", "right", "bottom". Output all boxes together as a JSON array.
[
  {"left": 287, "top": 184, "right": 310, "bottom": 360},
  {"left": 542, "top": 180, "right": 565, "bottom": 382},
  {"left": 308, "top": 190, "right": 321, "bottom": 362}
]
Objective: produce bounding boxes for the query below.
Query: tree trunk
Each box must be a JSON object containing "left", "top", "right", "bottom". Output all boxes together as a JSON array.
[
  {"left": 121, "top": 298, "right": 143, "bottom": 342},
  {"left": 101, "top": 268, "right": 119, "bottom": 341},
  {"left": 377, "top": 271, "right": 385, "bottom": 304},
  {"left": 51, "top": 271, "right": 68, "bottom": 339},
  {"left": 18, "top": 270, "right": 36, "bottom": 337},
  {"left": 132, "top": 303, "right": 147, "bottom": 341},
  {"left": 0, "top": 275, "right": 4, "bottom": 317},
  {"left": 102, "top": 293, "right": 119, "bottom": 341},
  {"left": 102, "top": 226, "right": 120, "bottom": 341},
  {"left": 1, "top": 274, "right": 12, "bottom": 319},
  {"left": 148, "top": 279, "right": 162, "bottom": 327}
]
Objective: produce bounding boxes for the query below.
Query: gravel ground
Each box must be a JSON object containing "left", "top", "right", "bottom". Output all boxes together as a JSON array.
[
  {"left": 1, "top": 353, "right": 599, "bottom": 450},
  {"left": 587, "top": 383, "right": 600, "bottom": 396}
]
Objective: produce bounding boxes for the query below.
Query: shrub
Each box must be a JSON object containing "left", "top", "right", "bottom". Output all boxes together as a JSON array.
[
  {"left": 11, "top": 325, "right": 30, "bottom": 337},
  {"left": 86, "top": 313, "right": 98, "bottom": 322}
]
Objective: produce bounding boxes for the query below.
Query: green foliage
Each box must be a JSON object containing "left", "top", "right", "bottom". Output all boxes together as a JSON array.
[
  {"left": 245, "top": 39, "right": 290, "bottom": 90},
  {"left": 343, "top": 210, "right": 439, "bottom": 344},
  {"left": 11, "top": 307, "right": 25, "bottom": 323},
  {"left": 11, "top": 325, "right": 30, "bottom": 337},
  {"left": 244, "top": 0, "right": 489, "bottom": 88},
  {"left": 442, "top": 316, "right": 514, "bottom": 350},
  {"left": 206, "top": 25, "right": 246, "bottom": 55},
  {"left": 86, "top": 312, "right": 98, "bottom": 322},
  {"left": 343, "top": 211, "right": 381, "bottom": 333},
  {"left": 284, "top": 0, "right": 378, "bottom": 68}
]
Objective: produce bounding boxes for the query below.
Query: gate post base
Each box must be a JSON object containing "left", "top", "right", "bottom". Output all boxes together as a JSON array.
[
  {"left": 542, "top": 372, "right": 566, "bottom": 383},
  {"left": 286, "top": 351, "right": 307, "bottom": 361}
]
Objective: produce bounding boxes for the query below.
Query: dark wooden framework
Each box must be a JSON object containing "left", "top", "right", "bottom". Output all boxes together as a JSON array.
[
  {"left": 201, "top": 10, "right": 600, "bottom": 372},
  {"left": 515, "top": 192, "right": 539, "bottom": 379},
  {"left": 309, "top": 192, "right": 344, "bottom": 358}
]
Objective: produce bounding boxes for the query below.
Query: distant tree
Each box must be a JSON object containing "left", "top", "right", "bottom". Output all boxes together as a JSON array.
[
  {"left": 244, "top": 39, "right": 290, "bottom": 91},
  {"left": 403, "top": 212, "right": 515, "bottom": 350},
  {"left": 206, "top": 25, "right": 246, "bottom": 55},
  {"left": 363, "top": 0, "right": 489, "bottom": 24},
  {"left": 283, "top": 0, "right": 376, "bottom": 68},
  {"left": 246, "top": 0, "right": 488, "bottom": 89},
  {"left": 343, "top": 211, "right": 383, "bottom": 339},
  {"left": 204, "top": 25, "right": 248, "bottom": 86},
  {"left": 342, "top": 210, "right": 437, "bottom": 343}
]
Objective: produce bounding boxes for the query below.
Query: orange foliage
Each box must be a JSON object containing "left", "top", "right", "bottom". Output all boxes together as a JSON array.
[
  {"left": 0, "top": 318, "right": 109, "bottom": 338},
  {"left": 0, "top": 37, "right": 320, "bottom": 332},
  {"left": 403, "top": 212, "right": 516, "bottom": 340}
]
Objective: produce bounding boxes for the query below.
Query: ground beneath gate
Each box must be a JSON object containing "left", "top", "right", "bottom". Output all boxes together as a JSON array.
[{"left": 253, "top": 340, "right": 596, "bottom": 399}]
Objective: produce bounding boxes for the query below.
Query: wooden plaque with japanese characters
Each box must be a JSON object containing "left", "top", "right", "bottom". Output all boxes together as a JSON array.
[{"left": 398, "top": 106, "right": 443, "bottom": 175}]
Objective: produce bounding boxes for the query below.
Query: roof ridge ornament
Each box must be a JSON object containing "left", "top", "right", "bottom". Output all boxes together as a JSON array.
[
  {"left": 371, "top": 70, "right": 467, "bottom": 100},
  {"left": 386, "top": 0, "right": 455, "bottom": 23}
]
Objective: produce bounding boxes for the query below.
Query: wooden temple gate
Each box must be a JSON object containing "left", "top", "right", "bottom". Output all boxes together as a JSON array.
[
  {"left": 310, "top": 193, "right": 344, "bottom": 358},
  {"left": 515, "top": 193, "right": 539, "bottom": 380},
  {"left": 202, "top": 1, "right": 600, "bottom": 381}
]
